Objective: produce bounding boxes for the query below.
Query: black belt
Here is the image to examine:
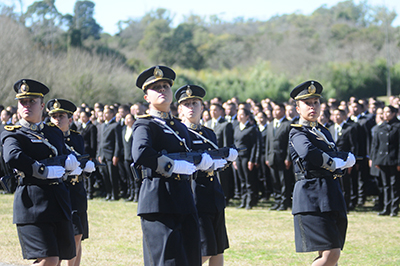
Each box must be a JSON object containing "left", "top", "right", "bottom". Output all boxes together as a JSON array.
[
  {"left": 18, "top": 177, "right": 63, "bottom": 186},
  {"left": 295, "top": 170, "right": 344, "bottom": 181},
  {"left": 142, "top": 167, "right": 191, "bottom": 181}
]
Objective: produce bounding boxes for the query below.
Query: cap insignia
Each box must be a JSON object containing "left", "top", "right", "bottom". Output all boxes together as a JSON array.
[
  {"left": 53, "top": 100, "right": 61, "bottom": 109},
  {"left": 21, "top": 80, "right": 29, "bottom": 93},
  {"left": 308, "top": 81, "right": 316, "bottom": 94},
  {"left": 154, "top": 66, "right": 163, "bottom": 78},
  {"left": 186, "top": 86, "right": 192, "bottom": 96}
]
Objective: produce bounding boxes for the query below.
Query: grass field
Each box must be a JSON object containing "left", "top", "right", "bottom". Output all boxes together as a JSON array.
[{"left": 1, "top": 194, "right": 400, "bottom": 266}]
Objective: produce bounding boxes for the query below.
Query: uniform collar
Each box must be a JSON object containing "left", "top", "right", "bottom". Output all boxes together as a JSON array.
[
  {"left": 186, "top": 122, "right": 201, "bottom": 131},
  {"left": 63, "top": 130, "right": 71, "bottom": 137},
  {"left": 19, "top": 118, "right": 44, "bottom": 131},
  {"left": 298, "top": 117, "right": 318, "bottom": 128},
  {"left": 149, "top": 109, "right": 172, "bottom": 120}
]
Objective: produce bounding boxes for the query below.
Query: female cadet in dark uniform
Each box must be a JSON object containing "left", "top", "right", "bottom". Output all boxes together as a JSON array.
[
  {"left": 175, "top": 85, "right": 237, "bottom": 266},
  {"left": 1, "top": 79, "right": 80, "bottom": 266},
  {"left": 233, "top": 108, "right": 259, "bottom": 209},
  {"left": 370, "top": 105, "right": 400, "bottom": 217},
  {"left": 288, "top": 81, "right": 355, "bottom": 266},
  {"left": 47, "top": 99, "right": 96, "bottom": 266},
  {"left": 132, "top": 66, "right": 213, "bottom": 266}
]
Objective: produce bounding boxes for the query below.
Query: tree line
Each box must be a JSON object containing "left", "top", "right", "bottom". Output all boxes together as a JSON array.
[{"left": 0, "top": 0, "right": 400, "bottom": 106}]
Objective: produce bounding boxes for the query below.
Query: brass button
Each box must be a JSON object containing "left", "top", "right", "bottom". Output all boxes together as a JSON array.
[
  {"left": 176, "top": 131, "right": 179, "bottom": 135},
  {"left": 180, "top": 142, "right": 183, "bottom": 146},
  {"left": 210, "top": 178, "right": 213, "bottom": 181},
  {"left": 49, "top": 154, "right": 53, "bottom": 158},
  {"left": 200, "top": 132, "right": 203, "bottom": 135},
  {"left": 67, "top": 138, "right": 70, "bottom": 141},
  {"left": 170, "top": 121, "right": 175, "bottom": 125}
]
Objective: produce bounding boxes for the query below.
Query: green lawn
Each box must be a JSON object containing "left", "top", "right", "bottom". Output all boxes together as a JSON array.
[{"left": 1, "top": 194, "right": 399, "bottom": 265}]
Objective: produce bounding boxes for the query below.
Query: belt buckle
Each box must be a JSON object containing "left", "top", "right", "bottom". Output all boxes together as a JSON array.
[
  {"left": 71, "top": 176, "right": 79, "bottom": 185},
  {"left": 174, "top": 174, "right": 181, "bottom": 181},
  {"left": 49, "top": 181, "right": 59, "bottom": 186}
]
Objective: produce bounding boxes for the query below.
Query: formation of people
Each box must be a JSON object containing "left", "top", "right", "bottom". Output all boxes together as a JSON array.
[{"left": 0, "top": 65, "right": 398, "bottom": 266}]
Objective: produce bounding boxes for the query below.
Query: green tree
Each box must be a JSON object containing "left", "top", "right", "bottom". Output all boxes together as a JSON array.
[{"left": 73, "top": 1, "right": 102, "bottom": 40}]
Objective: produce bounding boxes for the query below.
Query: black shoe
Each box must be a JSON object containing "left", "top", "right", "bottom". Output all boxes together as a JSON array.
[
  {"left": 270, "top": 204, "right": 280, "bottom": 210},
  {"left": 277, "top": 205, "right": 287, "bottom": 211},
  {"left": 390, "top": 213, "right": 398, "bottom": 217},
  {"left": 245, "top": 205, "right": 252, "bottom": 210},
  {"left": 237, "top": 204, "right": 245, "bottom": 209},
  {"left": 378, "top": 210, "right": 390, "bottom": 216},
  {"left": 133, "top": 194, "right": 139, "bottom": 202},
  {"left": 125, "top": 196, "right": 134, "bottom": 202}
]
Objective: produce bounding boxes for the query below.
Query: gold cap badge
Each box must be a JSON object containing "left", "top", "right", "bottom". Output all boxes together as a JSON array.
[
  {"left": 53, "top": 100, "right": 61, "bottom": 109},
  {"left": 20, "top": 80, "right": 29, "bottom": 93},
  {"left": 153, "top": 66, "right": 163, "bottom": 78},
  {"left": 308, "top": 81, "right": 316, "bottom": 94},
  {"left": 186, "top": 86, "right": 192, "bottom": 96}
]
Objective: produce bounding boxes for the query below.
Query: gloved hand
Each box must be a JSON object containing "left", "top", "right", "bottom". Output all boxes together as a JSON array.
[
  {"left": 226, "top": 148, "right": 238, "bottom": 162},
  {"left": 172, "top": 160, "right": 196, "bottom": 175},
  {"left": 333, "top": 158, "right": 346, "bottom": 170},
  {"left": 83, "top": 161, "right": 96, "bottom": 173},
  {"left": 46, "top": 166, "right": 66, "bottom": 179},
  {"left": 70, "top": 166, "right": 83, "bottom": 176},
  {"left": 213, "top": 159, "right": 227, "bottom": 170},
  {"left": 343, "top": 152, "right": 356, "bottom": 169},
  {"left": 196, "top": 153, "right": 213, "bottom": 171},
  {"left": 65, "top": 154, "right": 79, "bottom": 171}
]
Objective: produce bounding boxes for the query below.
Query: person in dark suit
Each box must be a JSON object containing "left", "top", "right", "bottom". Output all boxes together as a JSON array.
[
  {"left": 121, "top": 113, "right": 140, "bottom": 201},
  {"left": 97, "top": 106, "right": 123, "bottom": 200},
  {"left": 206, "top": 103, "right": 235, "bottom": 203},
  {"left": 78, "top": 111, "right": 98, "bottom": 199},
  {"left": 47, "top": 99, "right": 96, "bottom": 266},
  {"left": 176, "top": 84, "right": 235, "bottom": 266},
  {"left": 233, "top": 108, "right": 259, "bottom": 209},
  {"left": 265, "top": 103, "right": 293, "bottom": 210},
  {"left": 132, "top": 66, "right": 212, "bottom": 266},
  {"left": 370, "top": 105, "right": 400, "bottom": 217},
  {"left": 1, "top": 79, "right": 80, "bottom": 266},
  {"left": 289, "top": 80, "right": 355, "bottom": 265},
  {"left": 329, "top": 108, "right": 358, "bottom": 210}
]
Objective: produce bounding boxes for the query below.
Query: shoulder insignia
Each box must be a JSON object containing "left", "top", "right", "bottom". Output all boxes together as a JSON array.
[
  {"left": 136, "top": 114, "right": 151, "bottom": 119},
  {"left": 291, "top": 124, "right": 303, "bottom": 127},
  {"left": 70, "top": 129, "right": 80, "bottom": 134},
  {"left": 319, "top": 123, "right": 328, "bottom": 130},
  {"left": 47, "top": 122, "right": 57, "bottom": 127},
  {"left": 4, "top": 125, "right": 22, "bottom": 131}
]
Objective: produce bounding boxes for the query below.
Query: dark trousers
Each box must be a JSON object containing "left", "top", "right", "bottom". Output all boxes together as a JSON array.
[
  {"left": 379, "top": 165, "right": 400, "bottom": 215},
  {"left": 99, "top": 158, "right": 120, "bottom": 199},
  {"left": 124, "top": 160, "right": 140, "bottom": 199},
  {"left": 236, "top": 156, "right": 257, "bottom": 207},
  {"left": 270, "top": 165, "right": 292, "bottom": 208}
]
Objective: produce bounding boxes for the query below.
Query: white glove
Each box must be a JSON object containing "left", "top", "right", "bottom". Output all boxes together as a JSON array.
[
  {"left": 83, "top": 161, "right": 96, "bottom": 173},
  {"left": 46, "top": 166, "right": 66, "bottom": 179},
  {"left": 226, "top": 148, "right": 238, "bottom": 162},
  {"left": 172, "top": 160, "right": 196, "bottom": 175},
  {"left": 213, "top": 159, "right": 227, "bottom": 170},
  {"left": 343, "top": 153, "right": 356, "bottom": 169},
  {"left": 333, "top": 158, "right": 346, "bottom": 170},
  {"left": 70, "top": 166, "right": 83, "bottom": 176},
  {"left": 196, "top": 153, "right": 213, "bottom": 171},
  {"left": 65, "top": 154, "right": 80, "bottom": 171}
]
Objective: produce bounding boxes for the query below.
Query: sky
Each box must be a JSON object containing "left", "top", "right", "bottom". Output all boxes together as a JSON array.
[{"left": 3, "top": 0, "right": 400, "bottom": 35}]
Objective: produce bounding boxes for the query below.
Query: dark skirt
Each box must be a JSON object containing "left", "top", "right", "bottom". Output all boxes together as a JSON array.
[
  {"left": 72, "top": 211, "right": 89, "bottom": 240},
  {"left": 198, "top": 210, "right": 229, "bottom": 256},
  {"left": 140, "top": 213, "right": 201, "bottom": 266},
  {"left": 17, "top": 220, "right": 76, "bottom": 260},
  {"left": 293, "top": 211, "right": 347, "bottom": 252}
]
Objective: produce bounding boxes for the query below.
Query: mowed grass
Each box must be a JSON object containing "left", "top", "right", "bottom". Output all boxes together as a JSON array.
[{"left": 1, "top": 194, "right": 400, "bottom": 265}]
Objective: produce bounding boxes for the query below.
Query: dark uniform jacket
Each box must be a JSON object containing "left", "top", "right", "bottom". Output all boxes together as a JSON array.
[
  {"left": 205, "top": 117, "right": 233, "bottom": 148},
  {"left": 265, "top": 118, "right": 291, "bottom": 168},
  {"left": 329, "top": 122, "right": 358, "bottom": 154},
  {"left": 97, "top": 118, "right": 122, "bottom": 160},
  {"left": 132, "top": 114, "right": 197, "bottom": 215},
  {"left": 371, "top": 118, "right": 400, "bottom": 167},
  {"left": 234, "top": 123, "right": 258, "bottom": 162},
  {"left": 78, "top": 121, "right": 97, "bottom": 159},
  {"left": 187, "top": 125, "right": 225, "bottom": 213},
  {"left": 64, "top": 130, "right": 87, "bottom": 213},
  {"left": 1, "top": 121, "right": 72, "bottom": 224},
  {"left": 289, "top": 122, "right": 347, "bottom": 215},
  {"left": 122, "top": 125, "right": 134, "bottom": 161}
]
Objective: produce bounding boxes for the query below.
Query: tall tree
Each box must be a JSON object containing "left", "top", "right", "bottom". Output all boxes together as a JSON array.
[{"left": 73, "top": 1, "right": 102, "bottom": 40}]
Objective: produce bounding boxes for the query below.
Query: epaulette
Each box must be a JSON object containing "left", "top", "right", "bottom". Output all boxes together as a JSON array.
[
  {"left": 136, "top": 114, "right": 151, "bottom": 119},
  {"left": 319, "top": 123, "right": 328, "bottom": 130},
  {"left": 47, "top": 122, "right": 57, "bottom": 127},
  {"left": 291, "top": 124, "right": 303, "bottom": 127},
  {"left": 4, "top": 125, "right": 22, "bottom": 131},
  {"left": 70, "top": 129, "right": 80, "bottom": 134}
]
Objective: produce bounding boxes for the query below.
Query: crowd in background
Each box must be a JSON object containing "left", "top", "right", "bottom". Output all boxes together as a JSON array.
[{"left": 1, "top": 94, "right": 400, "bottom": 214}]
